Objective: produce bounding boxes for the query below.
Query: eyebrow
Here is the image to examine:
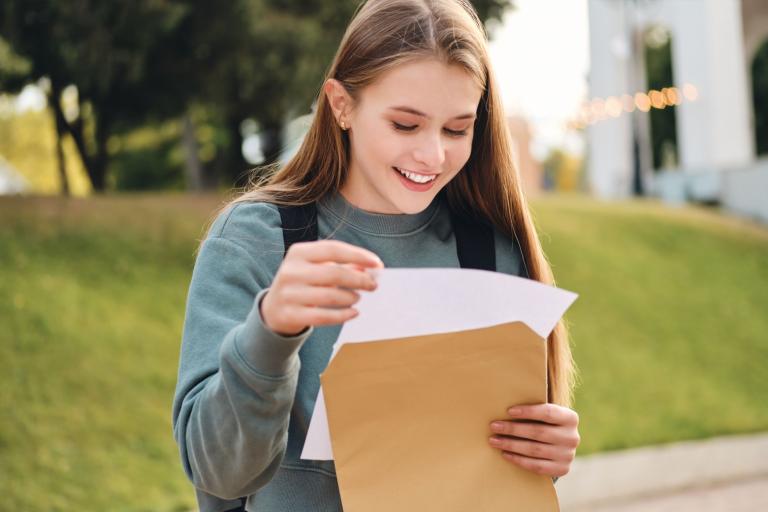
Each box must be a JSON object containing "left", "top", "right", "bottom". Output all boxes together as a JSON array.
[{"left": 387, "top": 106, "right": 476, "bottom": 120}]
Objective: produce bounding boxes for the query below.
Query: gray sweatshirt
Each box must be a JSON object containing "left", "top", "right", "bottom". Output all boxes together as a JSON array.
[{"left": 172, "top": 191, "right": 525, "bottom": 511}]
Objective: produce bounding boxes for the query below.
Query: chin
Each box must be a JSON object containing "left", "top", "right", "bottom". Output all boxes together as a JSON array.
[{"left": 391, "top": 195, "right": 436, "bottom": 214}]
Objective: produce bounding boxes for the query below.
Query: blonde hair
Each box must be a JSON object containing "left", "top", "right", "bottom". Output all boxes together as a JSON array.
[{"left": 213, "top": 0, "right": 576, "bottom": 407}]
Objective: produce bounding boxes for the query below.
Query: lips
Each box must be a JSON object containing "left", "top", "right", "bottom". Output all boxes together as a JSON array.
[{"left": 392, "top": 166, "right": 439, "bottom": 192}]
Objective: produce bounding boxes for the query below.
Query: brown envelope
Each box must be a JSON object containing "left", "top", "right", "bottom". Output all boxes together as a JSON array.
[{"left": 320, "top": 321, "right": 559, "bottom": 511}]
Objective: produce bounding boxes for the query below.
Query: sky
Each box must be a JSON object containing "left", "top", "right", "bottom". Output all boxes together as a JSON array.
[
  {"left": 487, "top": 0, "right": 590, "bottom": 157},
  {"left": 12, "top": 0, "right": 592, "bottom": 159}
]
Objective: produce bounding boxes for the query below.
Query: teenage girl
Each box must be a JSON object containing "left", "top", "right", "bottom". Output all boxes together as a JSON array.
[{"left": 173, "top": 0, "right": 580, "bottom": 510}]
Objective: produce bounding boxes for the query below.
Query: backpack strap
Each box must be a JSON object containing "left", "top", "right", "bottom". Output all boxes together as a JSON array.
[
  {"left": 278, "top": 201, "right": 495, "bottom": 271},
  {"left": 448, "top": 208, "right": 496, "bottom": 271},
  {"left": 278, "top": 202, "right": 318, "bottom": 255}
]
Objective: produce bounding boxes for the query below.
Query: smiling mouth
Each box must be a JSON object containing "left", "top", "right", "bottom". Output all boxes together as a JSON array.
[{"left": 393, "top": 167, "right": 438, "bottom": 184}]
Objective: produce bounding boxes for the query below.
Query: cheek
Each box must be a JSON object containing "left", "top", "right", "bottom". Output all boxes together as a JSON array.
[
  {"left": 447, "top": 138, "right": 474, "bottom": 171},
  {"left": 357, "top": 124, "right": 405, "bottom": 165}
]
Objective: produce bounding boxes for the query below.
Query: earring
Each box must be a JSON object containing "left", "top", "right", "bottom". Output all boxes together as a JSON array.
[{"left": 340, "top": 120, "right": 347, "bottom": 130}]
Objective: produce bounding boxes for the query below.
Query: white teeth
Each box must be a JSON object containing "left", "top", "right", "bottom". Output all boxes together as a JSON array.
[{"left": 396, "top": 167, "right": 437, "bottom": 184}]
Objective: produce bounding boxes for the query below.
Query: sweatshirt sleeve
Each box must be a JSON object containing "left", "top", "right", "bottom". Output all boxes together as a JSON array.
[{"left": 171, "top": 203, "right": 313, "bottom": 499}]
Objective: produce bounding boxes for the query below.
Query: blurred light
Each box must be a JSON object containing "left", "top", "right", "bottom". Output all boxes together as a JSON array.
[
  {"left": 621, "top": 94, "right": 636, "bottom": 112},
  {"left": 662, "top": 87, "right": 681, "bottom": 106},
  {"left": 591, "top": 98, "right": 606, "bottom": 121},
  {"left": 605, "top": 96, "right": 623, "bottom": 118},
  {"left": 242, "top": 134, "right": 264, "bottom": 165},
  {"left": 648, "top": 90, "right": 665, "bottom": 109},
  {"left": 15, "top": 84, "right": 47, "bottom": 113},
  {"left": 644, "top": 25, "right": 671, "bottom": 49},
  {"left": 571, "top": 82, "right": 698, "bottom": 128},
  {"left": 635, "top": 93, "right": 651, "bottom": 112},
  {"left": 683, "top": 83, "right": 699, "bottom": 101}
]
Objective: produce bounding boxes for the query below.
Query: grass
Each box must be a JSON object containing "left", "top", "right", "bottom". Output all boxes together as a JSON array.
[
  {"left": 0, "top": 194, "right": 223, "bottom": 512},
  {"left": 1, "top": 192, "right": 767, "bottom": 510},
  {"left": 532, "top": 194, "right": 768, "bottom": 453}
]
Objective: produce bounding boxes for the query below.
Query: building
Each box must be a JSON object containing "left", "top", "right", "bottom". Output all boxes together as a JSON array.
[
  {"left": 507, "top": 115, "right": 543, "bottom": 197},
  {"left": 587, "top": 0, "right": 768, "bottom": 222}
]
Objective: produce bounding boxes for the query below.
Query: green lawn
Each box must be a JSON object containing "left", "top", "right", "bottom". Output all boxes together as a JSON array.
[{"left": 1, "top": 192, "right": 767, "bottom": 511}]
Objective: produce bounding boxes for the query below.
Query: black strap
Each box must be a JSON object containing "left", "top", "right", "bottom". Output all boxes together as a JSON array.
[
  {"left": 448, "top": 207, "right": 496, "bottom": 271},
  {"left": 278, "top": 203, "right": 318, "bottom": 254},
  {"left": 278, "top": 201, "right": 495, "bottom": 271}
]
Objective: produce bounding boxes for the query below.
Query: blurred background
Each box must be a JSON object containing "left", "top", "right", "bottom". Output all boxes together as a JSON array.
[{"left": 1, "top": 0, "right": 766, "bottom": 510}]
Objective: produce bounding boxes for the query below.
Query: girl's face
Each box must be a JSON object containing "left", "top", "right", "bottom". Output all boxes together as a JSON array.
[{"left": 326, "top": 59, "right": 483, "bottom": 214}]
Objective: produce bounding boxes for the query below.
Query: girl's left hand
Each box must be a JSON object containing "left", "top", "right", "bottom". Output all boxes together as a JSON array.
[{"left": 488, "top": 403, "right": 580, "bottom": 478}]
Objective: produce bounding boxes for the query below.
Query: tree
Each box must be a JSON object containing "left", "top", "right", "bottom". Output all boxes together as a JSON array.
[{"left": 0, "top": 0, "right": 223, "bottom": 191}]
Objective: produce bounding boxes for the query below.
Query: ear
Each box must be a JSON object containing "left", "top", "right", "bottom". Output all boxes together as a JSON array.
[{"left": 324, "top": 79, "right": 354, "bottom": 128}]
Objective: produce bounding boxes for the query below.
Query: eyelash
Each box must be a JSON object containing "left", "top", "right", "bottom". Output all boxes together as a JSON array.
[{"left": 391, "top": 121, "right": 468, "bottom": 137}]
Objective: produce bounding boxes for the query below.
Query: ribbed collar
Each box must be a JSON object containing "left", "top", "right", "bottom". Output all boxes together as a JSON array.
[{"left": 318, "top": 190, "right": 442, "bottom": 236}]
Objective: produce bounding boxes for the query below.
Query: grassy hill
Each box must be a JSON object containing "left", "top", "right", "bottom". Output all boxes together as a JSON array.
[{"left": 1, "top": 193, "right": 767, "bottom": 511}]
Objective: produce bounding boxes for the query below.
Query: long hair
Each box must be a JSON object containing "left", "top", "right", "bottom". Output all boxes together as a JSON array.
[{"left": 211, "top": 0, "right": 577, "bottom": 407}]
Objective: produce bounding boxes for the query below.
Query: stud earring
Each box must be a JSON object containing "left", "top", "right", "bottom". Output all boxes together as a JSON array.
[{"left": 340, "top": 120, "right": 347, "bottom": 130}]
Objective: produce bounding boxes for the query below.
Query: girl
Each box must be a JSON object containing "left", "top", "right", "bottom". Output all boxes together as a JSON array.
[{"left": 172, "top": 0, "right": 580, "bottom": 510}]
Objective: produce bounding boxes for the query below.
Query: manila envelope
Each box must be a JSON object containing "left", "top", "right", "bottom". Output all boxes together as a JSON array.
[{"left": 320, "top": 320, "right": 559, "bottom": 511}]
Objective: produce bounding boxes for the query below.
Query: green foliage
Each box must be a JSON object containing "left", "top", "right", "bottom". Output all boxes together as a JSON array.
[
  {"left": 542, "top": 148, "right": 583, "bottom": 192},
  {"left": 0, "top": 35, "right": 31, "bottom": 88},
  {"left": 1, "top": 193, "right": 767, "bottom": 509},
  {"left": 107, "top": 121, "right": 187, "bottom": 191}
]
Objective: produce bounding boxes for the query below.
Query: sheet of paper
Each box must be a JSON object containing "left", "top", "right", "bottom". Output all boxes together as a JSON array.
[{"left": 300, "top": 267, "right": 577, "bottom": 460}]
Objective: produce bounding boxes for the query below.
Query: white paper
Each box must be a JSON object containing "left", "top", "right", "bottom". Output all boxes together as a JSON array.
[{"left": 300, "top": 268, "right": 578, "bottom": 460}]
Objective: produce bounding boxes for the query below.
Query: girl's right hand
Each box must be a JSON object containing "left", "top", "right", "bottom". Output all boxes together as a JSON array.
[{"left": 260, "top": 240, "right": 385, "bottom": 336}]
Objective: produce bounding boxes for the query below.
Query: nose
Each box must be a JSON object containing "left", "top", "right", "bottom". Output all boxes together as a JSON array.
[{"left": 412, "top": 132, "right": 446, "bottom": 169}]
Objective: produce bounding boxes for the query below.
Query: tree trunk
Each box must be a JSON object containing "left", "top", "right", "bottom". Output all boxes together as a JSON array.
[
  {"left": 90, "top": 110, "right": 110, "bottom": 192},
  {"left": 57, "top": 102, "right": 98, "bottom": 191},
  {"left": 48, "top": 88, "right": 70, "bottom": 197},
  {"left": 182, "top": 113, "right": 205, "bottom": 191}
]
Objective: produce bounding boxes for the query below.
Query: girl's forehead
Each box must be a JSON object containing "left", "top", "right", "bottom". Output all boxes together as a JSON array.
[{"left": 359, "top": 59, "right": 483, "bottom": 116}]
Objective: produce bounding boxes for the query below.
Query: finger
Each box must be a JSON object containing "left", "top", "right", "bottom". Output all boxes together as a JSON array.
[
  {"left": 489, "top": 436, "right": 573, "bottom": 463},
  {"left": 290, "top": 240, "right": 384, "bottom": 268},
  {"left": 288, "top": 263, "right": 377, "bottom": 291},
  {"left": 500, "top": 451, "right": 570, "bottom": 477},
  {"left": 489, "top": 420, "right": 573, "bottom": 446},
  {"left": 283, "top": 285, "right": 360, "bottom": 308},
  {"left": 507, "top": 404, "right": 579, "bottom": 427},
  {"left": 295, "top": 305, "right": 359, "bottom": 326}
]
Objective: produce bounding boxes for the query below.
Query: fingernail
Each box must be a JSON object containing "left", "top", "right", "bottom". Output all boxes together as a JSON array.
[
  {"left": 491, "top": 421, "right": 504, "bottom": 430},
  {"left": 489, "top": 436, "right": 501, "bottom": 446},
  {"left": 508, "top": 407, "right": 521, "bottom": 416}
]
